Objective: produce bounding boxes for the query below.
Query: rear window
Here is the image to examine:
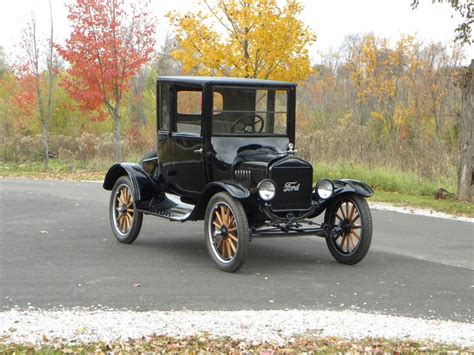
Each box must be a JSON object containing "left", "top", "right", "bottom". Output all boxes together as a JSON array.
[
  {"left": 175, "top": 90, "right": 202, "bottom": 135},
  {"left": 177, "top": 91, "right": 202, "bottom": 115}
]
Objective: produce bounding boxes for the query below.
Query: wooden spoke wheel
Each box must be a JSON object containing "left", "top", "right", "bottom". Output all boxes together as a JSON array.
[
  {"left": 333, "top": 200, "right": 362, "bottom": 253},
  {"left": 210, "top": 203, "right": 239, "bottom": 262},
  {"left": 109, "top": 176, "right": 143, "bottom": 244},
  {"left": 114, "top": 185, "right": 134, "bottom": 234},
  {"left": 205, "top": 192, "right": 249, "bottom": 272},
  {"left": 324, "top": 193, "right": 372, "bottom": 265}
]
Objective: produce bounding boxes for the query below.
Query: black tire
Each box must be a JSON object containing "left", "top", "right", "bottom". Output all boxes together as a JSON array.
[
  {"left": 109, "top": 176, "right": 143, "bottom": 244},
  {"left": 204, "top": 192, "right": 250, "bottom": 272},
  {"left": 324, "top": 193, "right": 372, "bottom": 265}
]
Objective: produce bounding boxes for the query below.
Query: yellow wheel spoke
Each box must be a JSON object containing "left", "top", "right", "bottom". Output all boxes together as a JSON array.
[
  {"left": 220, "top": 206, "right": 227, "bottom": 225},
  {"left": 226, "top": 207, "right": 232, "bottom": 226},
  {"left": 346, "top": 235, "right": 352, "bottom": 251},
  {"left": 349, "top": 234, "right": 356, "bottom": 250},
  {"left": 120, "top": 215, "right": 125, "bottom": 231},
  {"left": 128, "top": 214, "right": 133, "bottom": 228},
  {"left": 118, "top": 190, "right": 125, "bottom": 205},
  {"left": 226, "top": 240, "right": 232, "bottom": 258},
  {"left": 351, "top": 231, "right": 360, "bottom": 240},
  {"left": 228, "top": 238, "right": 236, "bottom": 253},
  {"left": 215, "top": 210, "right": 224, "bottom": 226},
  {"left": 339, "top": 206, "right": 346, "bottom": 219},
  {"left": 221, "top": 240, "right": 227, "bottom": 258},
  {"left": 348, "top": 204, "right": 356, "bottom": 222},
  {"left": 346, "top": 234, "right": 352, "bottom": 250},
  {"left": 352, "top": 228, "right": 360, "bottom": 238},
  {"left": 124, "top": 215, "right": 130, "bottom": 231},
  {"left": 212, "top": 221, "right": 222, "bottom": 229},
  {"left": 228, "top": 233, "right": 238, "bottom": 242},
  {"left": 341, "top": 235, "right": 347, "bottom": 251}
]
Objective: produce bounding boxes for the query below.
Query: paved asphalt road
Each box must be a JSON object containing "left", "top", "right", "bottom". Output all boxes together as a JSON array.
[{"left": 1, "top": 179, "right": 473, "bottom": 322}]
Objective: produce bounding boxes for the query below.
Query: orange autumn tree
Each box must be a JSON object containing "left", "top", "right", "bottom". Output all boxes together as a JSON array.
[{"left": 57, "top": 0, "right": 156, "bottom": 162}]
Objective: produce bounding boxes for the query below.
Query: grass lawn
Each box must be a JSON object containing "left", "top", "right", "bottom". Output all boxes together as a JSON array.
[
  {"left": 372, "top": 190, "right": 473, "bottom": 216},
  {"left": 0, "top": 161, "right": 105, "bottom": 181},
  {"left": 1, "top": 161, "right": 472, "bottom": 217}
]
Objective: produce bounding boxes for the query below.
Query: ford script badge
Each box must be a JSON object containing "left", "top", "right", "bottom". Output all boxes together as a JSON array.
[{"left": 283, "top": 181, "right": 300, "bottom": 192}]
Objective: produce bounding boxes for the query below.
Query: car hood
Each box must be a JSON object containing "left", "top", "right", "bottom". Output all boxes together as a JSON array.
[{"left": 233, "top": 145, "right": 287, "bottom": 167}]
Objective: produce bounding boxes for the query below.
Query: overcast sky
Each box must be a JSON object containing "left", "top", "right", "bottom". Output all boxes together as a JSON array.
[{"left": 1, "top": 0, "right": 472, "bottom": 65}]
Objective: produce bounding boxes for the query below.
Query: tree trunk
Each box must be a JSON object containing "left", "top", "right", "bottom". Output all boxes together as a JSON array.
[
  {"left": 35, "top": 86, "right": 48, "bottom": 170},
  {"left": 457, "top": 59, "right": 473, "bottom": 202},
  {"left": 112, "top": 106, "right": 122, "bottom": 162},
  {"left": 42, "top": 123, "right": 49, "bottom": 170},
  {"left": 44, "top": 0, "right": 54, "bottom": 170}
]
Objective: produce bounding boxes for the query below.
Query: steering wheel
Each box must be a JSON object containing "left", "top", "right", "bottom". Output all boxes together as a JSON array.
[{"left": 231, "top": 114, "right": 265, "bottom": 134}]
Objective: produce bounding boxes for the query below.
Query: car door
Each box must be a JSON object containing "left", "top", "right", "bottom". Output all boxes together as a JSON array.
[{"left": 169, "top": 85, "right": 208, "bottom": 198}]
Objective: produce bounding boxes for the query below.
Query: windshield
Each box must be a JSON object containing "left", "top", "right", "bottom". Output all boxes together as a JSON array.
[{"left": 212, "top": 86, "right": 288, "bottom": 135}]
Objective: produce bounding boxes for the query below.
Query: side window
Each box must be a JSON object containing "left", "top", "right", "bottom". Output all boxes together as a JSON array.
[
  {"left": 159, "top": 84, "right": 170, "bottom": 131},
  {"left": 175, "top": 90, "right": 202, "bottom": 135}
]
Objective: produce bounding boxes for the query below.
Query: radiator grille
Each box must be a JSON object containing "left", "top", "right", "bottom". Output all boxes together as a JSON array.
[{"left": 269, "top": 161, "right": 312, "bottom": 211}]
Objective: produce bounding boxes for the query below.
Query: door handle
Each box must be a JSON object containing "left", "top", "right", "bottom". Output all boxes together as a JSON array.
[{"left": 193, "top": 148, "right": 203, "bottom": 154}]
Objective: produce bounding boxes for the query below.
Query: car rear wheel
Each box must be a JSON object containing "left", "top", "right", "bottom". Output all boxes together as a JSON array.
[
  {"left": 324, "top": 193, "right": 372, "bottom": 265},
  {"left": 204, "top": 192, "right": 249, "bottom": 272},
  {"left": 109, "top": 176, "right": 143, "bottom": 244}
]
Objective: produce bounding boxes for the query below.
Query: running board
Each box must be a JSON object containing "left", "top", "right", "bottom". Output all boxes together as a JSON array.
[{"left": 139, "top": 193, "right": 194, "bottom": 222}]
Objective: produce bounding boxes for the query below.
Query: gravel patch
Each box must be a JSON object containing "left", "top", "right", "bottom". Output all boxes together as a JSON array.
[
  {"left": 369, "top": 202, "right": 474, "bottom": 223},
  {"left": 1, "top": 309, "right": 473, "bottom": 347}
]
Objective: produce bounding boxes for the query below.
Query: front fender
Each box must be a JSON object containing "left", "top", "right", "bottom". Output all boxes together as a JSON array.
[
  {"left": 333, "top": 179, "right": 374, "bottom": 197},
  {"left": 189, "top": 181, "right": 250, "bottom": 221},
  {"left": 103, "top": 163, "right": 160, "bottom": 209},
  {"left": 309, "top": 179, "right": 373, "bottom": 218}
]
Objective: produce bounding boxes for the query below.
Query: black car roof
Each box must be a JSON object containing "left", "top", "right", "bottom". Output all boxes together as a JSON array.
[{"left": 157, "top": 76, "right": 296, "bottom": 88}]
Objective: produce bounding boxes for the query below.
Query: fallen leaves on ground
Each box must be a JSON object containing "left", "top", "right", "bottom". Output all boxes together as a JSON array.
[{"left": 0, "top": 335, "right": 471, "bottom": 354}]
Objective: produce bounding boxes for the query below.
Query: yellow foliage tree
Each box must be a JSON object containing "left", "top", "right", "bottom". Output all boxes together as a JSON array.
[
  {"left": 167, "top": 0, "right": 316, "bottom": 82},
  {"left": 345, "top": 34, "right": 421, "bottom": 137}
]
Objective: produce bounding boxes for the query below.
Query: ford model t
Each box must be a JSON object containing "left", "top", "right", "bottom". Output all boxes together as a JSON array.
[{"left": 103, "top": 77, "right": 373, "bottom": 272}]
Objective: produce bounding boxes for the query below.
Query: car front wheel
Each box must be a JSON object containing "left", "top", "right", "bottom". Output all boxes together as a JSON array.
[
  {"left": 204, "top": 192, "right": 249, "bottom": 272},
  {"left": 324, "top": 193, "right": 372, "bottom": 265},
  {"left": 109, "top": 176, "right": 143, "bottom": 244}
]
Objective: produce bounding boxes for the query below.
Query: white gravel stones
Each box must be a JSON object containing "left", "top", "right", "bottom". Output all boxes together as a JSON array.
[
  {"left": 1, "top": 309, "right": 473, "bottom": 347},
  {"left": 369, "top": 202, "right": 474, "bottom": 223}
]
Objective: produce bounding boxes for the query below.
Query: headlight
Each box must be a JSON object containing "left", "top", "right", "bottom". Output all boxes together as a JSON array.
[
  {"left": 317, "top": 179, "right": 334, "bottom": 199},
  {"left": 257, "top": 179, "right": 276, "bottom": 201}
]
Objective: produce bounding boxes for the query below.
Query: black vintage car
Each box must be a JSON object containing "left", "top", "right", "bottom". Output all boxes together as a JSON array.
[{"left": 103, "top": 76, "right": 373, "bottom": 272}]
